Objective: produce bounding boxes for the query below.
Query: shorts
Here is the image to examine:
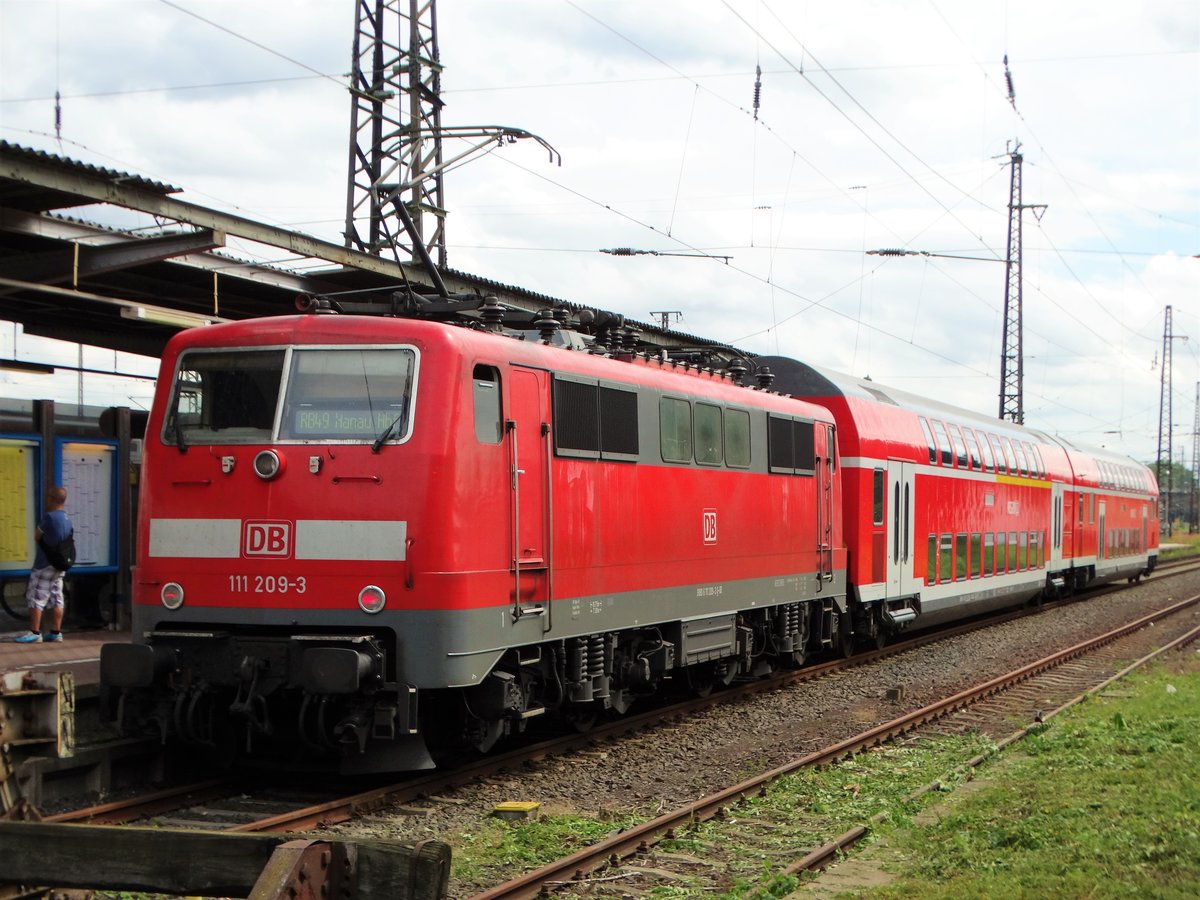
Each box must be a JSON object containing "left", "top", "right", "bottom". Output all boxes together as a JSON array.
[{"left": 26, "top": 566, "right": 65, "bottom": 610}]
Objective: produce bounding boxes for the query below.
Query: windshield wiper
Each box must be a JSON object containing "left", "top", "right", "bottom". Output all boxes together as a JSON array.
[
  {"left": 171, "top": 417, "right": 188, "bottom": 453},
  {"left": 371, "top": 411, "right": 406, "bottom": 453}
]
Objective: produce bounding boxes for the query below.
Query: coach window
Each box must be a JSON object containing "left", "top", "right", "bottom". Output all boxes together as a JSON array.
[
  {"left": 1033, "top": 445, "right": 1047, "bottom": 478},
  {"left": 1024, "top": 442, "right": 1039, "bottom": 477},
  {"left": 919, "top": 417, "right": 937, "bottom": 464},
  {"left": 955, "top": 534, "right": 968, "bottom": 580},
  {"left": 473, "top": 365, "right": 503, "bottom": 444},
  {"left": 872, "top": 469, "right": 885, "bottom": 526},
  {"left": 989, "top": 434, "right": 1007, "bottom": 473},
  {"left": 1001, "top": 438, "right": 1018, "bottom": 474},
  {"left": 983, "top": 532, "right": 995, "bottom": 575},
  {"left": 996, "top": 532, "right": 1007, "bottom": 573},
  {"left": 979, "top": 432, "right": 995, "bottom": 471},
  {"left": 694, "top": 403, "right": 723, "bottom": 465},
  {"left": 1008, "top": 531, "right": 1019, "bottom": 570},
  {"left": 927, "top": 535, "right": 938, "bottom": 583},
  {"left": 968, "top": 533, "right": 982, "bottom": 577},
  {"left": 1013, "top": 442, "right": 1029, "bottom": 477},
  {"left": 660, "top": 397, "right": 693, "bottom": 463},
  {"left": 725, "top": 408, "right": 751, "bottom": 468},
  {"left": 940, "top": 534, "right": 954, "bottom": 582},
  {"left": 964, "top": 430, "right": 982, "bottom": 470},
  {"left": 1018, "top": 532, "right": 1028, "bottom": 569},
  {"left": 949, "top": 425, "right": 968, "bottom": 468},
  {"left": 932, "top": 421, "right": 953, "bottom": 466}
]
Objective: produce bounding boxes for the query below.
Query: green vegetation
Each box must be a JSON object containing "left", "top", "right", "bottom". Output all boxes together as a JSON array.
[
  {"left": 873, "top": 657, "right": 1200, "bottom": 899},
  {"left": 449, "top": 660, "right": 1200, "bottom": 898},
  {"left": 451, "top": 807, "right": 642, "bottom": 885}
]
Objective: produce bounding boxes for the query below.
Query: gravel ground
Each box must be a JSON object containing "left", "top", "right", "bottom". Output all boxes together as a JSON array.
[{"left": 321, "top": 569, "right": 1200, "bottom": 897}]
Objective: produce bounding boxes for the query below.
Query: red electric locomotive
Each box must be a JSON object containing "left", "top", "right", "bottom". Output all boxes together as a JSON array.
[
  {"left": 102, "top": 309, "right": 849, "bottom": 772},
  {"left": 758, "top": 357, "right": 1158, "bottom": 635}
]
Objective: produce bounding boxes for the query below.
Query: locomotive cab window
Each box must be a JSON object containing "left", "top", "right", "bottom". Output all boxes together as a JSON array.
[
  {"left": 165, "top": 348, "right": 285, "bottom": 445},
  {"left": 280, "top": 348, "right": 416, "bottom": 443},
  {"left": 473, "top": 365, "right": 503, "bottom": 444}
]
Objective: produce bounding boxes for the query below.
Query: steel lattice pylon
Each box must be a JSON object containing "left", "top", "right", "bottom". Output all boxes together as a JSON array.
[
  {"left": 343, "top": 0, "right": 558, "bottom": 268},
  {"left": 344, "top": 0, "right": 445, "bottom": 265},
  {"left": 999, "top": 144, "right": 1025, "bottom": 424}
]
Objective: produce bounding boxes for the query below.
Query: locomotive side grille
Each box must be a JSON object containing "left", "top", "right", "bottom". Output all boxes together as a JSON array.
[{"left": 553, "top": 378, "right": 600, "bottom": 451}]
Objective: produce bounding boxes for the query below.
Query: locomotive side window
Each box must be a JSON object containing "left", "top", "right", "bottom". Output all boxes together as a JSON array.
[
  {"left": 724, "top": 409, "right": 751, "bottom": 468},
  {"left": 165, "top": 348, "right": 285, "bottom": 445},
  {"left": 660, "top": 397, "right": 693, "bottom": 463},
  {"left": 473, "top": 365, "right": 503, "bottom": 444},
  {"left": 280, "top": 348, "right": 415, "bottom": 443},
  {"left": 694, "top": 403, "right": 723, "bottom": 465}
]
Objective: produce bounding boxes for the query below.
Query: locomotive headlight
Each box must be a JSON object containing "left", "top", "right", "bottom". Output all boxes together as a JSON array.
[
  {"left": 161, "top": 582, "right": 185, "bottom": 610},
  {"left": 253, "top": 449, "right": 284, "bottom": 480},
  {"left": 358, "top": 585, "right": 387, "bottom": 614}
]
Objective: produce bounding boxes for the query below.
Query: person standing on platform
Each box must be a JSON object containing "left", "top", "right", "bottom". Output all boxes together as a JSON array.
[{"left": 16, "top": 485, "right": 73, "bottom": 643}]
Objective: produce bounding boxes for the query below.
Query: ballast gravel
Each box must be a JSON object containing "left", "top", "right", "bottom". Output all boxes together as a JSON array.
[{"left": 321, "top": 570, "right": 1200, "bottom": 896}]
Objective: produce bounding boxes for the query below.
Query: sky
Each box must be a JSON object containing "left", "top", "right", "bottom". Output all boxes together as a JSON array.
[{"left": 0, "top": 0, "right": 1198, "bottom": 467}]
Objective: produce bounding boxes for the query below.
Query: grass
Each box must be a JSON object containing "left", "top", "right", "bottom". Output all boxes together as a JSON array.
[
  {"left": 1159, "top": 527, "right": 1200, "bottom": 560},
  {"left": 448, "top": 655, "right": 1200, "bottom": 898},
  {"left": 871, "top": 655, "right": 1200, "bottom": 899}
]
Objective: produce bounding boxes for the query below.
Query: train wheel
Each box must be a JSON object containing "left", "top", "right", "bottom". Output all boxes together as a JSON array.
[
  {"left": 686, "top": 664, "right": 716, "bottom": 698},
  {"left": 565, "top": 709, "right": 597, "bottom": 732},
  {"left": 466, "top": 716, "right": 505, "bottom": 754}
]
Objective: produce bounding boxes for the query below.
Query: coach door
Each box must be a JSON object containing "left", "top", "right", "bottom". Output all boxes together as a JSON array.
[
  {"left": 885, "top": 461, "right": 917, "bottom": 597},
  {"left": 508, "top": 367, "right": 551, "bottom": 615},
  {"left": 1050, "top": 482, "right": 1064, "bottom": 566}
]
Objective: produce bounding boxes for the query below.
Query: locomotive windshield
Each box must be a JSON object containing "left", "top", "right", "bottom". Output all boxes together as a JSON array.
[{"left": 164, "top": 346, "right": 416, "bottom": 445}]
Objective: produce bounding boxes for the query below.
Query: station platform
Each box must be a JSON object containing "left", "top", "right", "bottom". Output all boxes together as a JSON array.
[{"left": 0, "top": 626, "right": 130, "bottom": 689}]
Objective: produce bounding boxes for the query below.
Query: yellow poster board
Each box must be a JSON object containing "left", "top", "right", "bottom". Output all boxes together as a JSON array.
[{"left": 0, "top": 439, "right": 37, "bottom": 570}]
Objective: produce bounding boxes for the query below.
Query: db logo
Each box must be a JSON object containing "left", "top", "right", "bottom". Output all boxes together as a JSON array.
[
  {"left": 702, "top": 509, "right": 718, "bottom": 545},
  {"left": 243, "top": 520, "right": 292, "bottom": 558}
]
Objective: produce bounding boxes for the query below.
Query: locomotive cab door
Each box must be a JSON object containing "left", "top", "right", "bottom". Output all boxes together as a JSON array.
[
  {"left": 508, "top": 367, "right": 551, "bottom": 616},
  {"left": 885, "top": 461, "right": 917, "bottom": 598}
]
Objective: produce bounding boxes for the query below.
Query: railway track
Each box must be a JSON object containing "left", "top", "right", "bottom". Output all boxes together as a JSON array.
[
  {"left": 470, "top": 592, "right": 1200, "bottom": 899},
  {"left": 45, "top": 558, "right": 1200, "bottom": 837},
  {"left": 5, "top": 558, "right": 1190, "bottom": 900}
]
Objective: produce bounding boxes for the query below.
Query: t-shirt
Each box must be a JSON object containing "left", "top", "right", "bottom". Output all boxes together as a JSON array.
[{"left": 34, "top": 508, "right": 72, "bottom": 570}]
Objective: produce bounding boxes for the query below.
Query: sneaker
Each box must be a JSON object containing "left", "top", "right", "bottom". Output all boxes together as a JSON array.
[
  {"left": 46, "top": 632, "right": 63, "bottom": 642},
  {"left": 14, "top": 632, "right": 42, "bottom": 643}
]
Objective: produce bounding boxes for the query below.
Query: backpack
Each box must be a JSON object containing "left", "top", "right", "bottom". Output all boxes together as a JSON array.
[{"left": 38, "top": 530, "right": 76, "bottom": 572}]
